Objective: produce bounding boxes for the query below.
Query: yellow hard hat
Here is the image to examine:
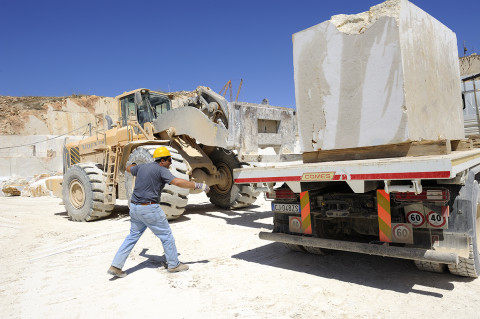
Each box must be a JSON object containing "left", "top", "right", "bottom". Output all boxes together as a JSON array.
[{"left": 153, "top": 146, "right": 171, "bottom": 159}]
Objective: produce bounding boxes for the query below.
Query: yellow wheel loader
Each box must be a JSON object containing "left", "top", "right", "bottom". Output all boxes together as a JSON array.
[{"left": 61, "top": 86, "right": 260, "bottom": 221}]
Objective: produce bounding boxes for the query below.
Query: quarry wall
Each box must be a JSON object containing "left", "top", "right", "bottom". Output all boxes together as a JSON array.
[{"left": 0, "top": 95, "right": 118, "bottom": 178}]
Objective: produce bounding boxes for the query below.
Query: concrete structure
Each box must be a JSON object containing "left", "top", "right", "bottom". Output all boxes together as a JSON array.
[
  {"left": 460, "top": 55, "right": 480, "bottom": 136},
  {"left": 293, "top": 0, "right": 464, "bottom": 152},
  {"left": 460, "top": 54, "right": 480, "bottom": 77},
  {"left": 227, "top": 102, "right": 298, "bottom": 162}
]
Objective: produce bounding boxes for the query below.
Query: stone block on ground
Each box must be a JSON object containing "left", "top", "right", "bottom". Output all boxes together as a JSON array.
[
  {"left": 0, "top": 175, "right": 28, "bottom": 197},
  {"left": 293, "top": 0, "right": 464, "bottom": 152},
  {"left": 2, "top": 185, "right": 23, "bottom": 196},
  {"left": 21, "top": 174, "right": 56, "bottom": 197},
  {"left": 44, "top": 176, "right": 63, "bottom": 198}
]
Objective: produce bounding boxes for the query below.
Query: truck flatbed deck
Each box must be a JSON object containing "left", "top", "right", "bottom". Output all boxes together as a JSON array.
[{"left": 234, "top": 149, "right": 480, "bottom": 183}]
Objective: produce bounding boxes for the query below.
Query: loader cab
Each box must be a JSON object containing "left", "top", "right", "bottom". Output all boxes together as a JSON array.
[{"left": 119, "top": 89, "right": 171, "bottom": 129}]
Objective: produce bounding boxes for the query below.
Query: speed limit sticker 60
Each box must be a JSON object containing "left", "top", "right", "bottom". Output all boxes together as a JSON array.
[
  {"left": 392, "top": 223, "right": 413, "bottom": 244},
  {"left": 406, "top": 210, "right": 426, "bottom": 228},
  {"left": 426, "top": 211, "right": 447, "bottom": 229}
]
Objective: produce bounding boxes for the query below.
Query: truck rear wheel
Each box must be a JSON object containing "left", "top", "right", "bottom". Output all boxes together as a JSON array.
[
  {"left": 125, "top": 145, "right": 189, "bottom": 220},
  {"left": 303, "top": 246, "right": 328, "bottom": 255},
  {"left": 62, "top": 163, "right": 114, "bottom": 222},
  {"left": 414, "top": 261, "right": 447, "bottom": 273},
  {"left": 448, "top": 180, "right": 480, "bottom": 278},
  {"left": 283, "top": 243, "right": 306, "bottom": 252},
  {"left": 208, "top": 148, "right": 259, "bottom": 209}
]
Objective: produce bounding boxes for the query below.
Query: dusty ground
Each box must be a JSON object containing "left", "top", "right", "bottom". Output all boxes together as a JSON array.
[{"left": 1, "top": 194, "right": 479, "bottom": 319}]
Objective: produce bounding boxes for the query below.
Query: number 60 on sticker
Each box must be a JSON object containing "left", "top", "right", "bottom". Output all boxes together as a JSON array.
[{"left": 392, "top": 223, "right": 413, "bottom": 244}]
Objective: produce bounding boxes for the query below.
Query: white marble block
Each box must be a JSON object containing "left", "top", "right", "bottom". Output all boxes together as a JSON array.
[{"left": 293, "top": 0, "right": 464, "bottom": 152}]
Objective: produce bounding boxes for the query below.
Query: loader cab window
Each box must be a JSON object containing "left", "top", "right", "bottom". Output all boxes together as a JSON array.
[
  {"left": 120, "top": 95, "right": 136, "bottom": 127},
  {"left": 120, "top": 92, "right": 171, "bottom": 128},
  {"left": 121, "top": 92, "right": 170, "bottom": 127},
  {"left": 148, "top": 93, "right": 170, "bottom": 116}
]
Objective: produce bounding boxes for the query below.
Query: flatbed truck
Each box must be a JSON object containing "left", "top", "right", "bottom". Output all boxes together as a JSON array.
[{"left": 233, "top": 146, "right": 480, "bottom": 278}]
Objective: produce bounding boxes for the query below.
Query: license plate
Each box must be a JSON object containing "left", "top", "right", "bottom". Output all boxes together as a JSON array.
[{"left": 272, "top": 203, "right": 300, "bottom": 213}]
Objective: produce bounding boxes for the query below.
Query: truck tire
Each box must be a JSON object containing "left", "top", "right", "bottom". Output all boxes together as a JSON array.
[
  {"left": 448, "top": 180, "right": 480, "bottom": 278},
  {"left": 62, "top": 163, "right": 114, "bottom": 222},
  {"left": 284, "top": 243, "right": 306, "bottom": 252},
  {"left": 125, "top": 145, "right": 189, "bottom": 220},
  {"left": 414, "top": 261, "right": 447, "bottom": 273},
  {"left": 303, "top": 246, "right": 328, "bottom": 255},
  {"left": 283, "top": 244, "right": 328, "bottom": 255},
  {"left": 207, "top": 148, "right": 260, "bottom": 209}
]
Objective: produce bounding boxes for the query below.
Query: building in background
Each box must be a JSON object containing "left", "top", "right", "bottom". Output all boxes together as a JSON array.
[{"left": 460, "top": 54, "right": 480, "bottom": 136}]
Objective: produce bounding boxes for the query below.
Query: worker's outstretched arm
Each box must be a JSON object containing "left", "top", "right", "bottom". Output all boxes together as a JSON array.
[
  {"left": 126, "top": 163, "right": 136, "bottom": 173},
  {"left": 171, "top": 178, "right": 210, "bottom": 193}
]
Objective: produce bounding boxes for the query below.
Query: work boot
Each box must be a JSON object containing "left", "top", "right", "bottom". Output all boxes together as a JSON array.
[
  {"left": 107, "top": 266, "right": 127, "bottom": 278},
  {"left": 167, "top": 263, "right": 189, "bottom": 273}
]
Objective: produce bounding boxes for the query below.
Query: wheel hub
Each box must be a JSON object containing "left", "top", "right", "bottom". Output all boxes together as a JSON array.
[
  {"left": 213, "top": 163, "right": 232, "bottom": 194},
  {"left": 69, "top": 180, "right": 86, "bottom": 209}
]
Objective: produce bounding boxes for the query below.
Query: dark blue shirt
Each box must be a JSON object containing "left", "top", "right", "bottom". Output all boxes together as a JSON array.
[{"left": 130, "top": 162, "right": 176, "bottom": 203}]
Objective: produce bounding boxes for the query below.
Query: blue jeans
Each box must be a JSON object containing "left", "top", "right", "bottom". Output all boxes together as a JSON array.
[{"left": 111, "top": 203, "right": 180, "bottom": 269}]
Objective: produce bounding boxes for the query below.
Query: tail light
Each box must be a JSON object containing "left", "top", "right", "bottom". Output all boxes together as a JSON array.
[
  {"left": 392, "top": 188, "right": 449, "bottom": 203},
  {"left": 266, "top": 188, "right": 297, "bottom": 200}
]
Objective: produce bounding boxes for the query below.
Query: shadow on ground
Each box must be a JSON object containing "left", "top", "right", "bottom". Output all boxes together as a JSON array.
[
  {"left": 232, "top": 242, "right": 475, "bottom": 296},
  {"left": 182, "top": 201, "right": 274, "bottom": 229},
  {"left": 54, "top": 203, "right": 131, "bottom": 221},
  {"left": 118, "top": 248, "right": 209, "bottom": 278},
  {"left": 54, "top": 193, "right": 269, "bottom": 226}
]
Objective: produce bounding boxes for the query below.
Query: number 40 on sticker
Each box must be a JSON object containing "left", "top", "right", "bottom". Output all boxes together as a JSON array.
[{"left": 427, "top": 210, "right": 447, "bottom": 229}]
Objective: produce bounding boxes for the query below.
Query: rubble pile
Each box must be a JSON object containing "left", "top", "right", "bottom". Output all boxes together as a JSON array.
[{"left": 0, "top": 174, "right": 62, "bottom": 198}]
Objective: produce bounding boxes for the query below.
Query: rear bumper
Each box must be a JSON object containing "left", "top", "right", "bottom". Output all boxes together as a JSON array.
[{"left": 259, "top": 231, "right": 459, "bottom": 265}]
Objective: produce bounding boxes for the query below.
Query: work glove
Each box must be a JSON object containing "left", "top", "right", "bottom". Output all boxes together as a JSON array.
[{"left": 195, "top": 182, "right": 210, "bottom": 193}]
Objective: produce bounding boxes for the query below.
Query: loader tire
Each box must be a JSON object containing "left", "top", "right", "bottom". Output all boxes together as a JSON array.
[
  {"left": 62, "top": 163, "right": 114, "bottom": 222},
  {"left": 448, "top": 180, "right": 480, "bottom": 278},
  {"left": 207, "top": 148, "right": 260, "bottom": 209},
  {"left": 125, "top": 145, "right": 189, "bottom": 220}
]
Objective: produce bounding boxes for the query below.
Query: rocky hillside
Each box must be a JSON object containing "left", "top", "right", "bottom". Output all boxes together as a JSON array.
[{"left": 0, "top": 95, "right": 117, "bottom": 136}]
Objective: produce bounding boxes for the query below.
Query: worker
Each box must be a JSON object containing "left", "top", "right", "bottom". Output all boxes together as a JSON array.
[{"left": 108, "top": 146, "right": 210, "bottom": 278}]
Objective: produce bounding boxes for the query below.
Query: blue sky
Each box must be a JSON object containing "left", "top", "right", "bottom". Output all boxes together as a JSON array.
[{"left": 1, "top": 0, "right": 478, "bottom": 107}]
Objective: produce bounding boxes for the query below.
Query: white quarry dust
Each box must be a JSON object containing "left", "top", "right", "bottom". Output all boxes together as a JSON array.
[
  {"left": 331, "top": 0, "right": 401, "bottom": 34},
  {"left": 1, "top": 194, "right": 479, "bottom": 318}
]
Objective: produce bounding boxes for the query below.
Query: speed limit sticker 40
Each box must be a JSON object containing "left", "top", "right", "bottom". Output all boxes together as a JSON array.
[
  {"left": 426, "top": 209, "right": 448, "bottom": 229},
  {"left": 392, "top": 223, "right": 413, "bottom": 244}
]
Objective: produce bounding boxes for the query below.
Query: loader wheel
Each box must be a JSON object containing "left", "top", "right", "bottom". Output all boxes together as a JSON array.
[
  {"left": 62, "top": 163, "right": 114, "bottom": 222},
  {"left": 125, "top": 146, "right": 189, "bottom": 220},
  {"left": 207, "top": 148, "right": 260, "bottom": 209},
  {"left": 448, "top": 180, "right": 480, "bottom": 278}
]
